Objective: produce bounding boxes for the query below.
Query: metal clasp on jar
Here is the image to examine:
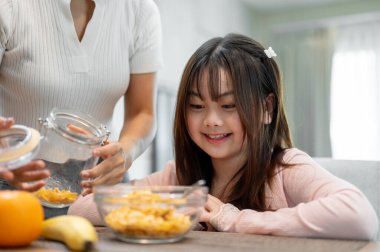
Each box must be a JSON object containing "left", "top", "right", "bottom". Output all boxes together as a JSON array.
[
  {"left": 100, "top": 125, "right": 111, "bottom": 146},
  {"left": 38, "top": 117, "right": 52, "bottom": 138}
]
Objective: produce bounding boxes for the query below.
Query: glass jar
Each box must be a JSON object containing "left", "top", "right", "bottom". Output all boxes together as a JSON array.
[
  {"left": 35, "top": 108, "right": 110, "bottom": 208},
  {"left": 0, "top": 125, "right": 41, "bottom": 170}
]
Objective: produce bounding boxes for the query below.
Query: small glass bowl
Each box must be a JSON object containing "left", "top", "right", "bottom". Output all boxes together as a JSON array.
[{"left": 94, "top": 184, "right": 208, "bottom": 244}]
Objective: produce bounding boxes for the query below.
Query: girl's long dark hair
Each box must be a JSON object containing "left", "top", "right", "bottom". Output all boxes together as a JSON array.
[{"left": 174, "top": 33, "right": 293, "bottom": 211}]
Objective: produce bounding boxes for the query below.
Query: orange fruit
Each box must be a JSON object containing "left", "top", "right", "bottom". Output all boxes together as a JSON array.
[{"left": 0, "top": 190, "right": 44, "bottom": 247}]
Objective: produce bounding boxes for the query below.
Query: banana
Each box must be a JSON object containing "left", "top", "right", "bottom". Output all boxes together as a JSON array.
[{"left": 41, "top": 215, "right": 98, "bottom": 252}]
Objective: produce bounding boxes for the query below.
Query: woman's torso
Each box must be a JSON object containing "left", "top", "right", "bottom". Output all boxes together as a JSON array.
[{"left": 0, "top": 0, "right": 136, "bottom": 130}]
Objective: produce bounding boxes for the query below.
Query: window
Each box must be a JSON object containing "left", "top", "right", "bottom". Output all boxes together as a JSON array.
[{"left": 330, "top": 21, "right": 380, "bottom": 160}]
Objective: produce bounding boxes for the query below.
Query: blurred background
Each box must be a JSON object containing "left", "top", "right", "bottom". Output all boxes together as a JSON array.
[{"left": 116, "top": 0, "right": 380, "bottom": 179}]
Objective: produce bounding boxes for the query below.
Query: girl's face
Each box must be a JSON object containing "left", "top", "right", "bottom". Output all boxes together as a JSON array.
[{"left": 186, "top": 72, "right": 247, "bottom": 164}]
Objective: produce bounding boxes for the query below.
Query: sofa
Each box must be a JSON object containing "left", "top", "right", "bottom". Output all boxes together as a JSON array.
[{"left": 313, "top": 158, "right": 380, "bottom": 240}]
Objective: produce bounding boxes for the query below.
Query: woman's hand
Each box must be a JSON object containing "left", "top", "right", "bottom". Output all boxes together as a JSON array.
[
  {"left": 0, "top": 160, "right": 49, "bottom": 191},
  {"left": 80, "top": 142, "right": 132, "bottom": 194},
  {"left": 0, "top": 117, "right": 14, "bottom": 129},
  {"left": 0, "top": 117, "right": 50, "bottom": 191}
]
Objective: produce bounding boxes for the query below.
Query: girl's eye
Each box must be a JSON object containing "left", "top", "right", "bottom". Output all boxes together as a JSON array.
[
  {"left": 189, "top": 104, "right": 204, "bottom": 110},
  {"left": 222, "top": 104, "right": 236, "bottom": 109}
]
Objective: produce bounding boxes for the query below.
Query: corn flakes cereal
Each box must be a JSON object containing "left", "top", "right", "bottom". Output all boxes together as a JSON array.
[
  {"left": 35, "top": 187, "right": 78, "bottom": 204},
  {"left": 105, "top": 191, "right": 192, "bottom": 237}
]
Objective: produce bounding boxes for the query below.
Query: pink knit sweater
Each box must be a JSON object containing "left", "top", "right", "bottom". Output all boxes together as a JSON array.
[{"left": 68, "top": 148, "right": 379, "bottom": 240}]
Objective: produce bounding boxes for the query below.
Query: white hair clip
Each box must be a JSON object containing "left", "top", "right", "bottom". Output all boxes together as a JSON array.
[{"left": 264, "top": 47, "right": 277, "bottom": 58}]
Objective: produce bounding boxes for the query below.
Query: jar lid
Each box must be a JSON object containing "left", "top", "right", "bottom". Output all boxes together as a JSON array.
[
  {"left": 43, "top": 108, "right": 109, "bottom": 146},
  {"left": 0, "top": 125, "right": 40, "bottom": 169}
]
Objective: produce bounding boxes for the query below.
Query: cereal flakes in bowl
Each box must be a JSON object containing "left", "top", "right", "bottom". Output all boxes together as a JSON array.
[{"left": 94, "top": 184, "right": 208, "bottom": 244}]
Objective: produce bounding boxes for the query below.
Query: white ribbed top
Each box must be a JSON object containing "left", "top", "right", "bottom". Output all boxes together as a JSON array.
[{"left": 0, "top": 0, "right": 163, "bottom": 137}]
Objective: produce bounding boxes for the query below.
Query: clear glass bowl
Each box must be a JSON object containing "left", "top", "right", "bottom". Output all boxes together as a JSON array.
[{"left": 94, "top": 184, "right": 208, "bottom": 244}]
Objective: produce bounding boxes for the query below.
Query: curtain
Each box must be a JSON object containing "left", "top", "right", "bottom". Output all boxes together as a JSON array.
[
  {"left": 330, "top": 20, "right": 380, "bottom": 160},
  {"left": 272, "top": 28, "right": 335, "bottom": 157}
]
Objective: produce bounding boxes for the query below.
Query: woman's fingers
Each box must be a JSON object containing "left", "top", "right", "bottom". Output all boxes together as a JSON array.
[
  {"left": 1, "top": 160, "right": 49, "bottom": 184},
  {"left": 81, "top": 142, "right": 128, "bottom": 188},
  {"left": 0, "top": 169, "right": 14, "bottom": 181},
  {"left": 81, "top": 187, "right": 93, "bottom": 196},
  {"left": 81, "top": 149, "right": 125, "bottom": 178},
  {"left": 92, "top": 143, "right": 120, "bottom": 159},
  {"left": 9, "top": 180, "right": 46, "bottom": 192},
  {"left": 81, "top": 162, "right": 125, "bottom": 188},
  {"left": 0, "top": 117, "right": 14, "bottom": 129},
  {"left": 13, "top": 160, "right": 46, "bottom": 172},
  {"left": 11, "top": 160, "right": 50, "bottom": 182}
]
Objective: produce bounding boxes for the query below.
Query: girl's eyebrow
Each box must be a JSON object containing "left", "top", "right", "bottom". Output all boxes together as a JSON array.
[
  {"left": 219, "top": 91, "right": 234, "bottom": 97},
  {"left": 189, "top": 90, "right": 234, "bottom": 98},
  {"left": 189, "top": 91, "right": 200, "bottom": 97}
]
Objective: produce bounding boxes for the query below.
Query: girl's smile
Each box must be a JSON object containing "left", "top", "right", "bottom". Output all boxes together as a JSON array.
[{"left": 203, "top": 133, "right": 231, "bottom": 144}]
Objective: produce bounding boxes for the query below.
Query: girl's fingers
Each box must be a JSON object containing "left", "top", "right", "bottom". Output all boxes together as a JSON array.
[
  {"left": 199, "top": 208, "right": 211, "bottom": 222},
  {"left": 205, "top": 195, "right": 223, "bottom": 213}
]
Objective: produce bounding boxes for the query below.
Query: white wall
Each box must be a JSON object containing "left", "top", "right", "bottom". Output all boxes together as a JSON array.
[{"left": 156, "top": 0, "right": 253, "bottom": 90}]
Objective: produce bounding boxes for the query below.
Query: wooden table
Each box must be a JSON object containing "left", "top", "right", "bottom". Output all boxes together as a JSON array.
[{"left": 9, "top": 228, "right": 380, "bottom": 252}]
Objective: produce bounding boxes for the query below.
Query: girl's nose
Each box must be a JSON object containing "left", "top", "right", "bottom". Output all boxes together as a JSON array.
[{"left": 203, "top": 110, "right": 223, "bottom": 127}]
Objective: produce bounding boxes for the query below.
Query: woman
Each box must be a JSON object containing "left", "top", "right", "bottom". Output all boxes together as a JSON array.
[{"left": 0, "top": 0, "right": 163, "bottom": 216}]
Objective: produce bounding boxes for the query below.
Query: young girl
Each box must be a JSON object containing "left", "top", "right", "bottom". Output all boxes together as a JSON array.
[{"left": 68, "top": 33, "right": 378, "bottom": 240}]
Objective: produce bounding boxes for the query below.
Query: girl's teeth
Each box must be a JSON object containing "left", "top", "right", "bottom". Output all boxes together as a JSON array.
[{"left": 207, "top": 134, "right": 226, "bottom": 139}]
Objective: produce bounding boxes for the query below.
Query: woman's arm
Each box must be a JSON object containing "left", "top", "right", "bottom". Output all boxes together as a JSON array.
[
  {"left": 80, "top": 72, "right": 157, "bottom": 188},
  {"left": 79, "top": 0, "right": 162, "bottom": 192},
  {"left": 120, "top": 72, "right": 157, "bottom": 163}
]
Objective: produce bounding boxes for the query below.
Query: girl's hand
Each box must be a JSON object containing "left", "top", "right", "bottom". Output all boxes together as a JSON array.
[
  {"left": 80, "top": 142, "right": 131, "bottom": 194},
  {"left": 200, "top": 194, "right": 224, "bottom": 224},
  {"left": 0, "top": 160, "right": 49, "bottom": 192}
]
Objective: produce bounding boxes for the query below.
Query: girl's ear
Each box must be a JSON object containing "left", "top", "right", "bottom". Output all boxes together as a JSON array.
[{"left": 263, "top": 93, "right": 275, "bottom": 125}]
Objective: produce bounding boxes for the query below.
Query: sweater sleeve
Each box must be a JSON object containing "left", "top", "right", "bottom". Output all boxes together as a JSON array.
[
  {"left": 67, "top": 161, "right": 177, "bottom": 225},
  {"left": 210, "top": 149, "right": 379, "bottom": 240},
  {"left": 129, "top": 0, "right": 163, "bottom": 74},
  {"left": 0, "top": 0, "right": 13, "bottom": 62},
  {"left": 133, "top": 160, "right": 178, "bottom": 186}
]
